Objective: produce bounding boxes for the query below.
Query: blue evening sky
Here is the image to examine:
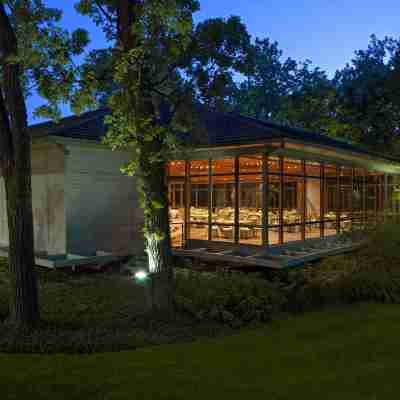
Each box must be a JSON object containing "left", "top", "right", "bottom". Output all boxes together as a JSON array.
[{"left": 28, "top": 0, "right": 400, "bottom": 122}]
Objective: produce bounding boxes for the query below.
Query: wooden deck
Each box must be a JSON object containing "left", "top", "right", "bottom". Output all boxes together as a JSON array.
[{"left": 173, "top": 236, "right": 365, "bottom": 269}]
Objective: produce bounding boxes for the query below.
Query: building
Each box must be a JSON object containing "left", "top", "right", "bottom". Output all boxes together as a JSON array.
[
  {"left": 1, "top": 107, "right": 400, "bottom": 267},
  {"left": 0, "top": 109, "right": 143, "bottom": 262},
  {"left": 167, "top": 110, "right": 400, "bottom": 253}
]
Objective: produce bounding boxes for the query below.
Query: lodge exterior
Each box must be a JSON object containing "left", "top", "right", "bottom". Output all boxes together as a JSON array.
[
  {"left": 1, "top": 107, "right": 399, "bottom": 268},
  {"left": 167, "top": 111, "right": 400, "bottom": 251}
]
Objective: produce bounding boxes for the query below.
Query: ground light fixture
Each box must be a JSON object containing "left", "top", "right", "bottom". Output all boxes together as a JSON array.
[{"left": 134, "top": 270, "right": 149, "bottom": 282}]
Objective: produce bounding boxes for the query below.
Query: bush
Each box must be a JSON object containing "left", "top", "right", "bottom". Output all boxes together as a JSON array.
[
  {"left": 174, "top": 269, "right": 285, "bottom": 327},
  {"left": 285, "top": 222, "right": 400, "bottom": 311}
]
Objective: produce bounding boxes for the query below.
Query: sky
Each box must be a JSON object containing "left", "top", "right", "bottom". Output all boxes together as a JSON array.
[{"left": 27, "top": 0, "right": 400, "bottom": 122}]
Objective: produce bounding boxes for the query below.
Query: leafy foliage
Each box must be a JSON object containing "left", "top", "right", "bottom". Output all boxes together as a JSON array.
[
  {"left": 286, "top": 222, "right": 400, "bottom": 311},
  {"left": 1, "top": 0, "right": 89, "bottom": 120},
  {"left": 233, "top": 34, "right": 400, "bottom": 153},
  {"left": 73, "top": 1, "right": 253, "bottom": 285},
  {"left": 332, "top": 35, "right": 400, "bottom": 150},
  {"left": 0, "top": 260, "right": 232, "bottom": 353},
  {"left": 174, "top": 270, "right": 285, "bottom": 327}
]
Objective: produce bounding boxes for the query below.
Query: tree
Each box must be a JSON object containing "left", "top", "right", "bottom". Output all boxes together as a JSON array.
[
  {"left": 0, "top": 0, "right": 88, "bottom": 327},
  {"left": 277, "top": 61, "right": 338, "bottom": 134},
  {"left": 232, "top": 38, "right": 297, "bottom": 120},
  {"left": 333, "top": 35, "right": 400, "bottom": 151},
  {"left": 74, "top": 0, "right": 252, "bottom": 311}
]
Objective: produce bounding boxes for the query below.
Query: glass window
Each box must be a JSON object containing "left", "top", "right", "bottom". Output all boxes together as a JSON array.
[
  {"left": 283, "top": 225, "right": 302, "bottom": 243},
  {"left": 324, "top": 164, "right": 338, "bottom": 222},
  {"left": 366, "top": 172, "right": 377, "bottom": 217},
  {"left": 190, "top": 175, "right": 209, "bottom": 223},
  {"left": 306, "top": 223, "right": 321, "bottom": 239},
  {"left": 189, "top": 224, "right": 208, "bottom": 241},
  {"left": 283, "top": 176, "right": 303, "bottom": 225},
  {"left": 240, "top": 226, "right": 262, "bottom": 245},
  {"left": 305, "top": 178, "right": 321, "bottom": 222},
  {"left": 268, "top": 175, "right": 280, "bottom": 226},
  {"left": 211, "top": 225, "right": 234, "bottom": 243},
  {"left": 239, "top": 175, "right": 262, "bottom": 226},
  {"left": 339, "top": 167, "right": 352, "bottom": 220},
  {"left": 212, "top": 176, "right": 235, "bottom": 224}
]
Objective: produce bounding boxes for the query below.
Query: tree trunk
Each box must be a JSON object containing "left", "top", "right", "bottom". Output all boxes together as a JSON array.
[
  {"left": 0, "top": 3, "right": 39, "bottom": 327},
  {"left": 140, "top": 160, "right": 173, "bottom": 311},
  {"left": 117, "top": 0, "right": 174, "bottom": 313},
  {"left": 4, "top": 157, "right": 39, "bottom": 327}
]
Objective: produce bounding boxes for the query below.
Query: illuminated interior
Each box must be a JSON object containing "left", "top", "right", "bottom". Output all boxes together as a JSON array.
[{"left": 168, "top": 154, "right": 391, "bottom": 248}]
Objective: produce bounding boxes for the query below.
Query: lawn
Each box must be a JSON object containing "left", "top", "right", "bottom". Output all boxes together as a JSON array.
[{"left": 1, "top": 302, "right": 400, "bottom": 399}]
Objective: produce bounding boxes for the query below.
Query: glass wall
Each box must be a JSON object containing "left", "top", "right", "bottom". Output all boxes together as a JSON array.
[
  {"left": 305, "top": 162, "right": 322, "bottom": 239},
  {"left": 239, "top": 156, "right": 262, "bottom": 245},
  {"left": 211, "top": 159, "right": 235, "bottom": 243},
  {"left": 167, "top": 154, "right": 390, "bottom": 248},
  {"left": 167, "top": 161, "right": 186, "bottom": 247}
]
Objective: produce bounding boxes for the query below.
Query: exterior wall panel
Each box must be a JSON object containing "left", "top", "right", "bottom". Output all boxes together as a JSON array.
[
  {"left": 0, "top": 142, "right": 66, "bottom": 255},
  {"left": 64, "top": 144, "right": 143, "bottom": 256}
]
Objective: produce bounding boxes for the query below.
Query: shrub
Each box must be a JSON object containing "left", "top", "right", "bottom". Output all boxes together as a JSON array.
[
  {"left": 174, "top": 269, "right": 285, "bottom": 327},
  {"left": 285, "top": 222, "right": 400, "bottom": 310}
]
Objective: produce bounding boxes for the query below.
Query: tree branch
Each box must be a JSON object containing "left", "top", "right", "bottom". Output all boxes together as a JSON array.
[{"left": 93, "top": 0, "right": 116, "bottom": 24}]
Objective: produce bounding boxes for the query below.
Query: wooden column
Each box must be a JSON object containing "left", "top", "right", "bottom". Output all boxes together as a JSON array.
[
  {"left": 234, "top": 156, "right": 240, "bottom": 244},
  {"left": 279, "top": 156, "right": 284, "bottom": 244},
  {"left": 208, "top": 158, "right": 212, "bottom": 241},
  {"left": 336, "top": 165, "right": 340, "bottom": 234},
  {"left": 262, "top": 153, "right": 269, "bottom": 246},
  {"left": 350, "top": 168, "right": 355, "bottom": 231},
  {"left": 384, "top": 173, "right": 389, "bottom": 222},
  {"left": 184, "top": 160, "right": 190, "bottom": 246},
  {"left": 362, "top": 170, "right": 366, "bottom": 227},
  {"left": 301, "top": 160, "right": 306, "bottom": 241},
  {"left": 320, "top": 163, "right": 324, "bottom": 238}
]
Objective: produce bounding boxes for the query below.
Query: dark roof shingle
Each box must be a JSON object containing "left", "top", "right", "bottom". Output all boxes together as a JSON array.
[{"left": 29, "top": 107, "right": 400, "bottom": 163}]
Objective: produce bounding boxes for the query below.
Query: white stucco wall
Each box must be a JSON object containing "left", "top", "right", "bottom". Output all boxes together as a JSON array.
[
  {"left": 64, "top": 142, "right": 144, "bottom": 256},
  {"left": 0, "top": 142, "right": 67, "bottom": 255}
]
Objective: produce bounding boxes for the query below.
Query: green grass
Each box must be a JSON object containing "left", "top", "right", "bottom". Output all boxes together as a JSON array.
[{"left": 1, "top": 302, "right": 400, "bottom": 399}]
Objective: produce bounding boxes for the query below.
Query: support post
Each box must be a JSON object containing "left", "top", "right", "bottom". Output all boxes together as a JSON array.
[
  {"left": 336, "top": 165, "right": 340, "bottom": 234},
  {"left": 234, "top": 156, "right": 240, "bottom": 244},
  {"left": 320, "top": 162, "right": 324, "bottom": 238},
  {"left": 279, "top": 155, "right": 284, "bottom": 244},
  {"left": 262, "top": 153, "right": 269, "bottom": 246},
  {"left": 301, "top": 160, "right": 306, "bottom": 241},
  {"left": 208, "top": 158, "right": 212, "bottom": 241},
  {"left": 184, "top": 161, "right": 190, "bottom": 246}
]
